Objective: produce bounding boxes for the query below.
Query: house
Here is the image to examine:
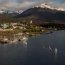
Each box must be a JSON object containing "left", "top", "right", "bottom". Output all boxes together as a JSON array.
[{"left": 1, "top": 23, "right": 9, "bottom": 29}]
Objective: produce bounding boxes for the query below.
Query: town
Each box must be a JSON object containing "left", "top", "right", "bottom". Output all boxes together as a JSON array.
[
  {"left": 0, "top": 19, "right": 65, "bottom": 44},
  {"left": 0, "top": 20, "right": 47, "bottom": 44}
]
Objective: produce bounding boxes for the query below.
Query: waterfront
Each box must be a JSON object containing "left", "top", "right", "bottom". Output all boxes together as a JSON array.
[
  {"left": 0, "top": 22, "right": 48, "bottom": 44},
  {"left": 0, "top": 30, "right": 65, "bottom": 65}
]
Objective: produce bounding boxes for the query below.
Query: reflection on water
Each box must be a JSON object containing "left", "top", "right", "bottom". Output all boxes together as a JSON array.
[
  {"left": 0, "top": 30, "right": 65, "bottom": 65},
  {"left": 54, "top": 48, "right": 58, "bottom": 57},
  {"left": 22, "top": 36, "right": 28, "bottom": 47}
]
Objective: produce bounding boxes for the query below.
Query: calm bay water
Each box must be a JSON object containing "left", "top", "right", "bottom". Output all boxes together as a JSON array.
[{"left": 0, "top": 30, "right": 65, "bottom": 65}]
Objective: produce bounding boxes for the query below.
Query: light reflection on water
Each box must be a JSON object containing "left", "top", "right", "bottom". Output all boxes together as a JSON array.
[{"left": 0, "top": 30, "right": 65, "bottom": 65}]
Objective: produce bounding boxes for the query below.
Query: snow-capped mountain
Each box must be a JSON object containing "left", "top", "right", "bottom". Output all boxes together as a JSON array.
[
  {"left": 0, "top": 9, "right": 21, "bottom": 14},
  {"left": 0, "top": 10, "right": 5, "bottom": 14},
  {"left": 35, "top": 3, "right": 65, "bottom": 11},
  {"left": 0, "top": 9, "right": 20, "bottom": 17},
  {"left": 16, "top": 3, "right": 65, "bottom": 23}
]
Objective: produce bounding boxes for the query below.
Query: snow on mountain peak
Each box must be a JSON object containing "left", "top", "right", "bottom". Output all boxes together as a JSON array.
[
  {"left": 0, "top": 10, "right": 4, "bottom": 13},
  {"left": 57, "top": 8, "right": 65, "bottom": 11},
  {"left": 35, "top": 3, "right": 65, "bottom": 11},
  {"left": 40, "top": 3, "right": 52, "bottom": 9}
]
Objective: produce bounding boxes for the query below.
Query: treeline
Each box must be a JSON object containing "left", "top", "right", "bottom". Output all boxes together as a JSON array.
[
  {"left": 40, "top": 23, "right": 65, "bottom": 30},
  {"left": 0, "top": 14, "right": 18, "bottom": 23}
]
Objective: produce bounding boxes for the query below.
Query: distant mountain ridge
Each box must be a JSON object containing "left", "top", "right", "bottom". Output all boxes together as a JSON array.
[
  {"left": 16, "top": 3, "right": 65, "bottom": 23},
  {"left": 0, "top": 10, "right": 20, "bottom": 17}
]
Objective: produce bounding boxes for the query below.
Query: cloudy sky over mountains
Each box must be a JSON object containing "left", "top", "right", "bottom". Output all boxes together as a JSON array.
[{"left": 0, "top": 0, "right": 65, "bottom": 10}]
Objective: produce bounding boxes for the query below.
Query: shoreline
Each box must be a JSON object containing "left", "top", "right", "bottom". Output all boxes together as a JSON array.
[
  {"left": 0, "top": 30, "right": 48, "bottom": 44},
  {"left": 0, "top": 29, "right": 64, "bottom": 44}
]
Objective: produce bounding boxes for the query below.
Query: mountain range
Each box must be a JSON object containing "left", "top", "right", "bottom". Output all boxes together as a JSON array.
[
  {"left": 16, "top": 3, "right": 65, "bottom": 23},
  {"left": 0, "top": 3, "right": 65, "bottom": 24}
]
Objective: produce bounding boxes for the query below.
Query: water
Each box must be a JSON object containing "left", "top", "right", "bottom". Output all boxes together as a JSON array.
[{"left": 0, "top": 30, "right": 65, "bottom": 65}]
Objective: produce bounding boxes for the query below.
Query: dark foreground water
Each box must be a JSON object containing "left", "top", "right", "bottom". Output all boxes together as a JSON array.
[{"left": 0, "top": 30, "right": 65, "bottom": 65}]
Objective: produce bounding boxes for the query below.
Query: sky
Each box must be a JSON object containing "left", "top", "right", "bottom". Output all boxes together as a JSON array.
[{"left": 0, "top": 0, "right": 65, "bottom": 11}]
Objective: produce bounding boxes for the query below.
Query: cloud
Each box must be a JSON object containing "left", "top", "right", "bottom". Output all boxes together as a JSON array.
[
  {"left": 0, "top": 0, "right": 65, "bottom": 11},
  {"left": 0, "top": 0, "right": 36, "bottom": 10}
]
